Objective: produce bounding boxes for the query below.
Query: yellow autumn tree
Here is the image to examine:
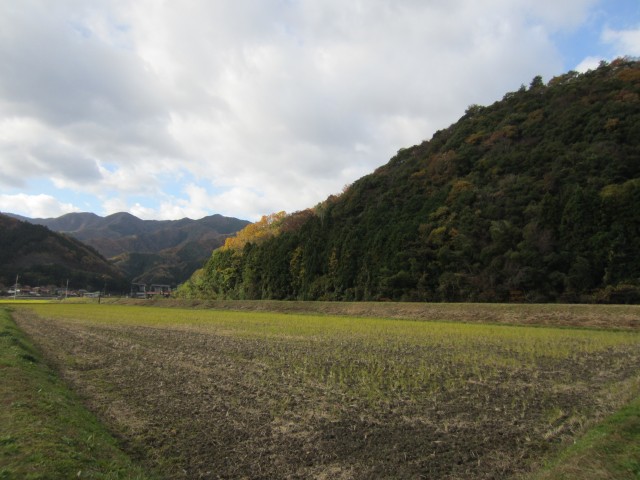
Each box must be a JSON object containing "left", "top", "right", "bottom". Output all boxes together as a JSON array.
[{"left": 221, "top": 211, "right": 287, "bottom": 252}]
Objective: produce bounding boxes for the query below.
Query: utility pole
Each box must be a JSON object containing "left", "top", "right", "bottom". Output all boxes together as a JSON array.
[
  {"left": 14, "top": 274, "right": 18, "bottom": 300},
  {"left": 65, "top": 279, "right": 69, "bottom": 300}
]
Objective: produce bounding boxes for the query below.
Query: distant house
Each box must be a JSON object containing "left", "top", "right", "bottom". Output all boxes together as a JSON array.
[
  {"left": 130, "top": 283, "right": 147, "bottom": 298},
  {"left": 148, "top": 284, "right": 172, "bottom": 298}
]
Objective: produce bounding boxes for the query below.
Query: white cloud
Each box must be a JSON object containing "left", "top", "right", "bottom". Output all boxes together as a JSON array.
[
  {"left": 575, "top": 56, "right": 604, "bottom": 72},
  {"left": 602, "top": 25, "right": 640, "bottom": 56},
  {"left": 0, "top": 193, "right": 80, "bottom": 219},
  {"left": 0, "top": 0, "right": 604, "bottom": 220},
  {"left": 523, "top": 0, "right": 599, "bottom": 30},
  {"left": 0, "top": 117, "right": 103, "bottom": 188},
  {"left": 123, "top": 0, "right": 566, "bottom": 219},
  {"left": 101, "top": 197, "right": 129, "bottom": 216}
]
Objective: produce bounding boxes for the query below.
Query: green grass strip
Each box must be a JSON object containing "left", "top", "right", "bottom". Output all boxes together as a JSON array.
[
  {"left": 531, "top": 395, "right": 640, "bottom": 479},
  {"left": 0, "top": 307, "right": 154, "bottom": 480}
]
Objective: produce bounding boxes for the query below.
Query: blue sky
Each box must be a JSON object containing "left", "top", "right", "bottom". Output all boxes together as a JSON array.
[
  {"left": 553, "top": 0, "right": 639, "bottom": 69},
  {"left": 0, "top": 0, "right": 639, "bottom": 221}
]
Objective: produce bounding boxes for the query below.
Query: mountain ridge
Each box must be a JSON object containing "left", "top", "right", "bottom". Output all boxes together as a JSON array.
[{"left": 6, "top": 211, "right": 250, "bottom": 285}]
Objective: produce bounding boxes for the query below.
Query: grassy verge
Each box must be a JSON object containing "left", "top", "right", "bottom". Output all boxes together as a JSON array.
[
  {"left": 529, "top": 396, "right": 640, "bottom": 480},
  {"left": 0, "top": 307, "right": 154, "bottom": 480}
]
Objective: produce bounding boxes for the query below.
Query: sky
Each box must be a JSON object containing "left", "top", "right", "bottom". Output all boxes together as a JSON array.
[{"left": 0, "top": 0, "right": 639, "bottom": 221}]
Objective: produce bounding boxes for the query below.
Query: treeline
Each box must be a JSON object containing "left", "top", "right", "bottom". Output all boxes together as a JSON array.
[{"left": 178, "top": 59, "right": 640, "bottom": 303}]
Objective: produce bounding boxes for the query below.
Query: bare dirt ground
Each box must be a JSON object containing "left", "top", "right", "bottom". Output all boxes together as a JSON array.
[{"left": 13, "top": 308, "right": 640, "bottom": 479}]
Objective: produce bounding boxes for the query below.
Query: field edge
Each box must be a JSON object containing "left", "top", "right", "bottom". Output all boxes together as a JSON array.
[
  {"left": 527, "top": 393, "right": 640, "bottom": 479},
  {"left": 0, "top": 306, "right": 155, "bottom": 480}
]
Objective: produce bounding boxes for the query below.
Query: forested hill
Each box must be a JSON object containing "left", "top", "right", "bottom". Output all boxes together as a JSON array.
[
  {"left": 179, "top": 58, "right": 640, "bottom": 303},
  {"left": 0, "top": 214, "right": 128, "bottom": 292}
]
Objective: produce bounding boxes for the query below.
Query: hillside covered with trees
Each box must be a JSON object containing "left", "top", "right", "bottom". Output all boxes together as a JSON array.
[
  {"left": 179, "top": 59, "right": 640, "bottom": 303},
  {"left": 0, "top": 214, "right": 128, "bottom": 292}
]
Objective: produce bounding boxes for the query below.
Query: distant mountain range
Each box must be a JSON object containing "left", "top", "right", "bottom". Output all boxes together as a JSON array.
[
  {"left": 0, "top": 214, "right": 128, "bottom": 292},
  {"left": 5, "top": 212, "right": 250, "bottom": 287}
]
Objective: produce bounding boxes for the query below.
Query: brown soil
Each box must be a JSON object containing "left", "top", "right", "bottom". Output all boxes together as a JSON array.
[{"left": 13, "top": 309, "right": 640, "bottom": 479}]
